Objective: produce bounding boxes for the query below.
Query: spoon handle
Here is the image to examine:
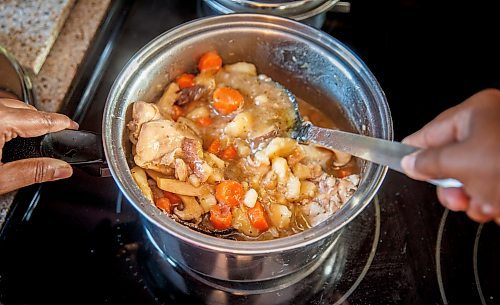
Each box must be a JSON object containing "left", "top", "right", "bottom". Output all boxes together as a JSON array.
[{"left": 294, "top": 123, "right": 463, "bottom": 188}]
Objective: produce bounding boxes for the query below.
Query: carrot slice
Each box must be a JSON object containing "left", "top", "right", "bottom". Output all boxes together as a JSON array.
[
  {"left": 176, "top": 73, "right": 195, "bottom": 89},
  {"left": 219, "top": 145, "right": 237, "bottom": 160},
  {"left": 207, "top": 138, "right": 221, "bottom": 154},
  {"left": 198, "top": 51, "right": 222, "bottom": 72},
  {"left": 215, "top": 180, "right": 244, "bottom": 207},
  {"left": 335, "top": 169, "right": 352, "bottom": 178},
  {"left": 196, "top": 116, "right": 213, "bottom": 126},
  {"left": 247, "top": 202, "right": 269, "bottom": 231},
  {"left": 171, "top": 105, "right": 185, "bottom": 121},
  {"left": 155, "top": 197, "right": 172, "bottom": 214},
  {"left": 163, "top": 191, "right": 182, "bottom": 206},
  {"left": 212, "top": 87, "right": 243, "bottom": 115},
  {"left": 210, "top": 204, "right": 232, "bottom": 230}
]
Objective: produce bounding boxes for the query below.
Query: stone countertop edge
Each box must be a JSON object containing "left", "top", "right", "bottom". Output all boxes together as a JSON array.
[
  {"left": 0, "top": 0, "right": 76, "bottom": 75},
  {"left": 34, "top": 0, "right": 113, "bottom": 113}
]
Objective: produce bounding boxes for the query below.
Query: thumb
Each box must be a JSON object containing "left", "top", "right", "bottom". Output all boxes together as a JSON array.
[
  {"left": 0, "top": 158, "right": 73, "bottom": 194},
  {"left": 401, "top": 143, "right": 466, "bottom": 181}
]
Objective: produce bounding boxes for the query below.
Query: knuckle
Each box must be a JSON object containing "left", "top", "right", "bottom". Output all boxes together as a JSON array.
[
  {"left": 40, "top": 112, "right": 55, "bottom": 132},
  {"left": 32, "top": 160, "right": 53, "bottom": 183}
]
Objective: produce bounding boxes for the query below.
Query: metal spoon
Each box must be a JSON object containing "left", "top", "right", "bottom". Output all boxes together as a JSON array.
[{"left": 283, "top": 88, "right": 463, "bottom": 188}]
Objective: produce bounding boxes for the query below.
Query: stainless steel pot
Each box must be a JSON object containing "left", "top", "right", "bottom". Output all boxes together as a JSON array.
[
  {"left": 0, "top": 46, "right": 34, "bottom": 104},
  {"left": 199, "top": 0, "right": 340, "bottom": 28},
  {"left": 103, "top": 14, "right": 392, "bottom": 282}
]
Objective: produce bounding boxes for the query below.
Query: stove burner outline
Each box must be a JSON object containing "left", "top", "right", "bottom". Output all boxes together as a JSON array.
[
  {"left": 436, "top": 209, "right": 498, "bottom": 305},
  {"left": 331, "top": 195, "right": 380, "bottom": 305},
  {"left": 114, "top": 196, "right": 381, "bottom": 304},
  {"left": 473, "top": 224, "right": 487, "bottom": 305},
  {"left": 436, "top": 208, "right": 449, "bottom": 305}
]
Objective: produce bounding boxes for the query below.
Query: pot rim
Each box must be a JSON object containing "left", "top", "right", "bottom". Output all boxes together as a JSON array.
[
  {"left": 202, "top": 0, "right": 340, "bottom": 20},
  {"left": 0, "top": 46, "right": 35, "bottom": 105},
  {"left": 103, "top": 13, "right": 392, "bottom": 255}
]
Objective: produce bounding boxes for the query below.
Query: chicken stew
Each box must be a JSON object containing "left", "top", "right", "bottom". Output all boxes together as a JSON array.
[{"left": 127, "top": 51, "right": 360, "bottom": 241}]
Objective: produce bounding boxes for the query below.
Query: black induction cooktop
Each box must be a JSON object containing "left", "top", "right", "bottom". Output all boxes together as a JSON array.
[{"left": 0, "top": 1, "right": 498, "bottom": 304}]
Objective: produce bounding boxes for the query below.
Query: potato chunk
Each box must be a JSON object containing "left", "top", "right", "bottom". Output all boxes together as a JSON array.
[
  {"left": 268, "top": 204, "right": 292, "bottom": 229},
  {"left": 224, "top": 62, "right": 257, "bottom": 76},
  {"left": 225, "top": 112, "right": 253, "bottom": 138},
  {"left": 285, "top": 175, "right": 301, "bottom": 201},
  {"left": 232, "top": 207, "right": 260, "bottom": 237},
  {"left": 131, "top": 166, "right": 153, "bottom": 203}
]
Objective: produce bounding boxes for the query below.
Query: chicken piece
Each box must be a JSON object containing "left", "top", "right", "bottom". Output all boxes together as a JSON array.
[
  {"left": 127, "top": 101, "right": 163, "bottom": 142},
  {"left": 299, "top": 144, "right": 334, "bottom": 171},
  {"left": 134, "top": 119, "right": 198, "bottom": 168},
  {"left": 182, "top": 138, "right": 213, "bottom": 182},
  {"left": 301, "top": 173, "right": 360, "bottom": 226},
  {"left": 156, "top": 82, "right": 180, "bottom": 119}
]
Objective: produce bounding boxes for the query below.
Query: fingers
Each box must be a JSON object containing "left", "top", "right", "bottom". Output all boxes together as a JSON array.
[
  {"left": 437, "top": 187, "right": 469, "bottom": 211},
  {"left": 0, "top": 158, "right": 73, "bottom": 195},
  {"left": 3, "top": 109, "right": 79, "bottom": 139},
  {"left": 401, "top": 142, "right": 466, "bottom": 181},
  {"left": 402, "top": 103, "right": 468, "bottom": 148},
  {"left": 0, "top": 98, "right": 36, "bottom": 110},
  {"left": 437, "top": 188, "right": 499, "bottom": 224},
  {"left": 466, "top": 199, "right": 495, "bottom": 223}
]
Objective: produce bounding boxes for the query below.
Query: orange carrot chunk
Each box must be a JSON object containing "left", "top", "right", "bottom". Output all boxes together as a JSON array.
[
  {"left": 196, "top": 116, "right": 213, "bottom": 126},
  {"left": 219, "top": 145, "right": 237, "bottom": 160},
  {"left": 212, "top": 87, "right": 243, "bottom": 115},
  {"left": 163, "top": 191, "right": 183, "bottom": 206},
  {"left": 215, "top": 180, "right": 244, "bottom": 207},
  {"left": 247, "top": 202, "right": 269, "bottom": 231},
  {"left": 176, "top": 73, "right": 195, "bottom": 89},
  {"left": 155, "top": 197, "right": 172, "bottom": 214},
  {"left": 210, "top": 204, "right": 232, "bottom": 230},
  {"left": 207, "top": 138, "right": 221, "bottom": 154},
  {"left": 198, "top": 51, "right": 222, "bottom": 72}
]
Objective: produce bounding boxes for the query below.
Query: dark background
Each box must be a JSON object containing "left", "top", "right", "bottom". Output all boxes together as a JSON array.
[{"left": 326, "top": 0, "right": 499, "bottom": 138}]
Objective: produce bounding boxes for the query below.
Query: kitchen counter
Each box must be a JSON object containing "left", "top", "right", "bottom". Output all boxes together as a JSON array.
[
  {"left": 0, "top": 192, "right": 16, "bottom": 229},
  {"left": 34, "top": 0, "right": 112, "bottom": 113}
]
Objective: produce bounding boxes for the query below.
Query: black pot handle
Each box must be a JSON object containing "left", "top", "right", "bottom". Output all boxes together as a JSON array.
[{"left": 1, "top": 130, "right": 110, "bottom": 177}]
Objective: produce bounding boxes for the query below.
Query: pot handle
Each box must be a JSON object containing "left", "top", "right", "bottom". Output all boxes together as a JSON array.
[{"left": 1, "top": 130, "right": 111, "bottom": 177}]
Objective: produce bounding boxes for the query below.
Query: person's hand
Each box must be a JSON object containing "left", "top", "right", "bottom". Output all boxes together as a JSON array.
[
  {"left": 401, "top": 89, "right": 500, "bottom": 224},
  {"left": 0, "top": 98, "right": 79, "bottom": 195}
]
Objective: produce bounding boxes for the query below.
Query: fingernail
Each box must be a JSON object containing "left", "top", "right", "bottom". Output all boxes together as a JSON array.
[
  {"left": 54, "top": 165, "right": 73, "bottom": 180},
  {"left": 481, "top": 203, "right": 493, "bottom": 215},
  {"left": 70, "top": 121, "right": 79, "bottom": 130},
  {"left": 401, "top": 154, "right": 416, "bottom": 174}
]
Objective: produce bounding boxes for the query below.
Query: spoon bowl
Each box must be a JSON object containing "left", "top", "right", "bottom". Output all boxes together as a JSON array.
[{"left": 280, "top": 86, "right": 463, "bottom": 189}]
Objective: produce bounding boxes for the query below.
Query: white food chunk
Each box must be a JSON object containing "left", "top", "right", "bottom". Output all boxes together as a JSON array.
[
  {"left": 285, "top": 175, "right": 301, "bottom": 201},
  {"left": 268, "top": 204, "right": 292, "bottom": 229},
  {"left": 243, "top": 188, "right": 258, "bottom": 208},
  {"left": 225, "top": 112, "right": 253, "bottom": 138},
  {"left": 224, "top": 62, "right": 257, "bottom": 76}
]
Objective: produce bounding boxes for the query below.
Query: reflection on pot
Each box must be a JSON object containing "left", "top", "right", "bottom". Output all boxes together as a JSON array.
[
  {"left": 197, "top": 0, "right": 340, "bottom": 28},
  {"left": 0, "top": 46, "right": 34, "bottom": 104}
]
